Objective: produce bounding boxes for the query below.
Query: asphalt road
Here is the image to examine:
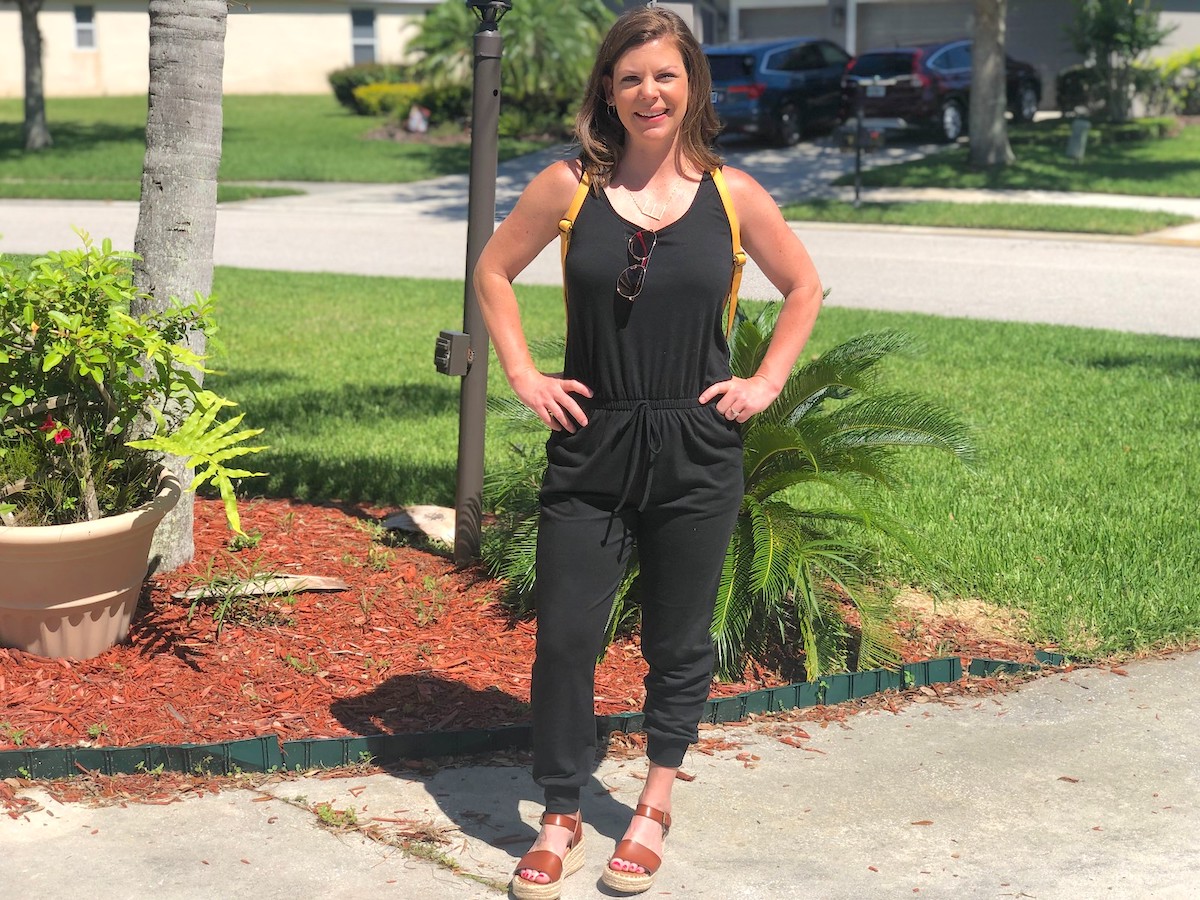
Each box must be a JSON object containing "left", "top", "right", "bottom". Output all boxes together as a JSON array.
[{"left": 0, "top": 139, "right": 1196, "bottom": 339}]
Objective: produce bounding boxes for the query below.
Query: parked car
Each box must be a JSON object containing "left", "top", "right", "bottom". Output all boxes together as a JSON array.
[
  {"left": 839, "top": 39, "right": 1042, "bottom": 142},
  {"left": 705, "top": 37, "right": 852, "bottom": 146}
]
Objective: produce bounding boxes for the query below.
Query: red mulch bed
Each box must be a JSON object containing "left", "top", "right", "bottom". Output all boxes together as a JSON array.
[{"left": 0, "top": 497, "right": 1045, "bottom": 754}]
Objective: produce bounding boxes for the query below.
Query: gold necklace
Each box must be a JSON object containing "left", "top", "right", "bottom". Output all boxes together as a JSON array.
[{"left": 624, "top": 179, "right": 681, "bottom": 221}]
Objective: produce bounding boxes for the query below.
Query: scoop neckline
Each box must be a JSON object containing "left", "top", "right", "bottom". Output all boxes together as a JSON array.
[{"left": 599, "top": 170, "right": 712, "bottom": 235}]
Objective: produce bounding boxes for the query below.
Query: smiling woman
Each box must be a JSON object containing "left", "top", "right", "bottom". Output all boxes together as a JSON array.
[{"left": 471, "top": 6, "right": 824, "bottom": 897}]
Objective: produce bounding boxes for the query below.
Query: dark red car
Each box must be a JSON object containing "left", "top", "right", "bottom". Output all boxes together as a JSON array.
[{"left": 840, "top": 39, "right": 1041, "bottom": 142}]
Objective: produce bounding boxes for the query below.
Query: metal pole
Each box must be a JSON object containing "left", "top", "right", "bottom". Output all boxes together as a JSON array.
[
  {"left": 453, "top": 1, "right": 509, "bottom": 564},
  {"left": 854, "top": 81, "right": 864, "bottom": 209}
]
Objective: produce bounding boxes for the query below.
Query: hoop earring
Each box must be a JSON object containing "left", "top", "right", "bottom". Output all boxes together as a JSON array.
[{"left": 607, "top": 102, "right": 617, "bottom": 117}]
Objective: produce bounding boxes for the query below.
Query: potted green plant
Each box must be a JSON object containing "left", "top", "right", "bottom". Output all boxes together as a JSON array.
[{"left": 0, "top": 235, "right": 265, "bottom": 659}]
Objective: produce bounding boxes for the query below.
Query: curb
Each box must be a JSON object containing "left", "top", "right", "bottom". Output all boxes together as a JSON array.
[{"left": 0, "top": 652, "right": 1067, "bottom": 780}]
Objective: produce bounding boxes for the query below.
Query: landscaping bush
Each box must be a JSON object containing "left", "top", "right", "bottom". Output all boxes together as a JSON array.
[
  {"left": 417, "top": 83, "right": 472, "bottom": 128},
  {"left": 1057, "top": 61, "right": 1180, "bottom": 122},
  {"left": 1129, "top": 61, "right": 1176, "bottom": 116},
  {"left": 328, "top": 63, "right": 410, "bottom": 113},
  {"left": 1057, "top": 63, "right": 1105, "bottom": 115},
  {"left": 483, "top": 317, "right": 975, "bottom": 681},
  {"left": 1067, "top": 0, "right": 1176, "bottom": 123},
  {"left": 1160, "top": 46, "right": 1200, "bottom": 115},
  {"left": 1009, "top": 115, "right": 1180, "bottom": 148},
  {"left": 497, "top": 103, "right": 576, "bottom": 140},
  {"left": 351, "top": 82, "right": 425, "bottom": 118},
  {"left": 1102, "top": 116, "right": 1182, "bottom": 140}
]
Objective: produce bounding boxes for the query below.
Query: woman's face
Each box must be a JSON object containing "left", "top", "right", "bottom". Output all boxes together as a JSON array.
[{"left": 605, "top": 37, "right": 690, "bottom": 146}]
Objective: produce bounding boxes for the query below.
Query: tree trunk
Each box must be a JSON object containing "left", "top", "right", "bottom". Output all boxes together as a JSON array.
[
  {"left": 1109, "top": 51, "right": 1131, "bottom": 123},
  {"left": 968, "top": 0, "right": 1014, "bottom": 169},
  {"left": 18, "top": 0, "right": 52, "bottom": 151},
  {"left": 132, "top": 0, "right": 227, "bottom": 572}
]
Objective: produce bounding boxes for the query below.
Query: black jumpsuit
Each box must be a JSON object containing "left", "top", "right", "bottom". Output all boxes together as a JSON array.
[{"left": 533, "top": 171, "right": 745, "bottom": 814}]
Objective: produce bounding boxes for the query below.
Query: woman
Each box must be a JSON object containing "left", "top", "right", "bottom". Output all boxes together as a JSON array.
[{"left": 474, "top": 7, "right": 823, "bottom": 898}]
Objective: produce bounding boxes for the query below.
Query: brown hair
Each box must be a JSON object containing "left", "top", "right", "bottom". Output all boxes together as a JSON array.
[{"left": 575, "top": 6, "right": 722, "bottom": 190}]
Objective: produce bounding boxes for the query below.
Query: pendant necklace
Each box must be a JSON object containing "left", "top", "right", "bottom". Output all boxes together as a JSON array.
[{"left": 624, "top": 178, "right": 681, "bottom": 221}]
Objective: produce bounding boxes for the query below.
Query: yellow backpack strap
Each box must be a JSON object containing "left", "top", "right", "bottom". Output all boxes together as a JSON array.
[
  {"left": 711, "top": 166, "right": 746, "bottom": 338},
  {"left": 558, "top": 169, "right": 591, "bottom": 309}
]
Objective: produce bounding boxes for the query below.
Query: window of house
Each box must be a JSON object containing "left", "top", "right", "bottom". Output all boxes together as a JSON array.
[
  {"left": 351, "top": 9, "right": 377, "bottom": 65},
  {"left": 74, "top": 6, "right": 96, "bottom": 50}
]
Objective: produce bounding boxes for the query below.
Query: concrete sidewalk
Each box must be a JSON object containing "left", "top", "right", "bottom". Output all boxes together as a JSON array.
[{"left": 5, "top": 651, "right": 1199, "bottom": 898}]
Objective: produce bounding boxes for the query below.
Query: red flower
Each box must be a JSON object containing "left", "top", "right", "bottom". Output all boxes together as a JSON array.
[{"left": 38, "top": 414, "right": 70, "bottom": 443}]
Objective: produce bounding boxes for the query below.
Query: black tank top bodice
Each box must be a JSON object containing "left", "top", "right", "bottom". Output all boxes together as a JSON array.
[{"left": 562, "top": 171, "right": 734, "bottom": 401}]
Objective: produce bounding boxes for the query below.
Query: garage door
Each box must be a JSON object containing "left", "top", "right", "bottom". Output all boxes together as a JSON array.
[
  {"left": 741, "top": 7, "right": 829, "bottom": 41},
  {"left": 1007, "top": 0, "right": 1076, "bottom": 109},
  {"left": 858, "top": 0, "right": 973, "bottom": 53}
]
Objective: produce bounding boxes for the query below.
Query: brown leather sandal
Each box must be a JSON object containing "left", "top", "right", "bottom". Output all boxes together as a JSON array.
[
  {"left": 511, "top": 812, "right": 585, "bottom": 900},
  {"left": 600, "top": 803, "right": 672, "bottom": 895}
]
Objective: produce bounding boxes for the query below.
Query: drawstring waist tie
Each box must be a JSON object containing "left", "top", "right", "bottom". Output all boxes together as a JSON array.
[{"left": 584, "top": 397, "right": 705, "bottom": 513}]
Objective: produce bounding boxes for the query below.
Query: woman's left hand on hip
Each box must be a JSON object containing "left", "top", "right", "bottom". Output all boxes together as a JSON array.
[{"left": 699, "top": 375, "right": 777, "bottom": 424}]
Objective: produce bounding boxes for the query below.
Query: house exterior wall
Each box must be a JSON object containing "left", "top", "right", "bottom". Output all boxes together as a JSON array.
[
  {"left": 4, "top": 0, "right": 1196, "bottom": 100},
  {"left": 0, "top": 0, "right": 435, "bottom": 99},
  {"left": 1158, "top": 3, "right": 1200, "bottom": 59},
  {"left": 0, "top": 1, "right": 151, "bottom": 99}
]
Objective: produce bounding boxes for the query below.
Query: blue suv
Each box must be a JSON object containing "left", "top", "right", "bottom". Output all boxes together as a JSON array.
[{"left": 705, "top": 37, "right": 852, "bottom": 146}]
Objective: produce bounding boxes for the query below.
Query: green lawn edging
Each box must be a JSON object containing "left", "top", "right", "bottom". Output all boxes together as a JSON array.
[{"left": 0, "top": 654, "right": 1072, "bottom": 780}]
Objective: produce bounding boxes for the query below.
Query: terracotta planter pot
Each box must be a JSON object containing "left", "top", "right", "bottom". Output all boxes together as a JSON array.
[{"left": 0, "top": 470, "right": 182, "bottom": 660}]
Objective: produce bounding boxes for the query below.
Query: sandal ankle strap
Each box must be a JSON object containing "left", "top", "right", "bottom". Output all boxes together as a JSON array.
[
  {"left": 633, "top": 803, "right": 671, "bottom": 834},
  {"left": 540, "top": 811, "right": 582, "bottom": 837}
]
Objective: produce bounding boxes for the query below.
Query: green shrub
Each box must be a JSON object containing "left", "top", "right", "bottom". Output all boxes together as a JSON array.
[
  {"left": 1160, "top": 45, "right": 1200, "bottom": 115},
  {"left": 1101, "top": 116, "right": 1181, "bottom": 140},
  {"left": 483, "top": 318, "right": 976, "bottom": 682},
  {"left": 327, "top": 63, "right": 409, "bottom": 113},
  {"left": 351, "top": 82, "right": 425, "bottom": 118},
  {"left": 1057, "top": 63, "right": 1106, "bottom": 114},
  {"left": 1008, "top": 115, "right": 1180, "bottom": 149},
  {"left": 1057, "top": 60, "right": 1182, "bottom": 122},
  {"left": 1129, "top": 61, "right": 1175, "bottom": 116},
  {"left": 417, "top": 83, "right": 472, "bottom": 127}
]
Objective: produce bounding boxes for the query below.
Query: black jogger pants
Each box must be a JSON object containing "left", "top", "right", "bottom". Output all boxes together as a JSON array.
[{"left": 531, "top": 401, "right": 743, "bottom": 815}]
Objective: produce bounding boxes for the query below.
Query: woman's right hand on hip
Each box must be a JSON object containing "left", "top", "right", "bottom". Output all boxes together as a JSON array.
[{"left": 511, "top": 369, "right": 593, "bottom": 433}]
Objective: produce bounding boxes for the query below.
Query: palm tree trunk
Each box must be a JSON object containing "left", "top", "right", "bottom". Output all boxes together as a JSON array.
[
  {"left": 132, "top": 0, "right": 227, "bottom": 572},
  {"left": 968, "top": 0, "right": 1014, "bottom": 169},
  {"left": 18, "top": 0, "right": 52, "bottom": 151}
]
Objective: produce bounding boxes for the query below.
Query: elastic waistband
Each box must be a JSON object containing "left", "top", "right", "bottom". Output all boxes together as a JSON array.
[{"left": 584, "top": 397, "right": 705, "bottom": 411}]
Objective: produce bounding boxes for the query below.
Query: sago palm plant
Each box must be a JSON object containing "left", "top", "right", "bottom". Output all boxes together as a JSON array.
[{"left": 483, "top": 309, "right": 975, "bottom": 681}]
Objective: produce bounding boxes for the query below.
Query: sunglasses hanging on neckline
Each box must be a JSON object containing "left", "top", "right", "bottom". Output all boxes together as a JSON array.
[{"left": 616, "top": 229, "right": 656, "bottom": 301}]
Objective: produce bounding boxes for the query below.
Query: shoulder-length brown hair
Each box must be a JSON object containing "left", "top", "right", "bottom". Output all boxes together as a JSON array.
[{"left": 575, "top": 6, "right": 722, "bottom": 190}]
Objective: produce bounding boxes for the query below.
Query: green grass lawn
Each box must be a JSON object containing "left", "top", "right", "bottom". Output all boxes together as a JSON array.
[
  {"left": 0, "top": 180, "right": 302, "bottom": 203},
  {"left": 206, "top": 267, "right": 1200, "bottom": 660},
  {"left": 779, "top": 199, "right": 1192, "bottom": 234},
  {"left": 843, "top": 120, "right": 1200, "bottom": 197},
  {"left": 0, "top": 95, "right": 546, "bottom": 199}
]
